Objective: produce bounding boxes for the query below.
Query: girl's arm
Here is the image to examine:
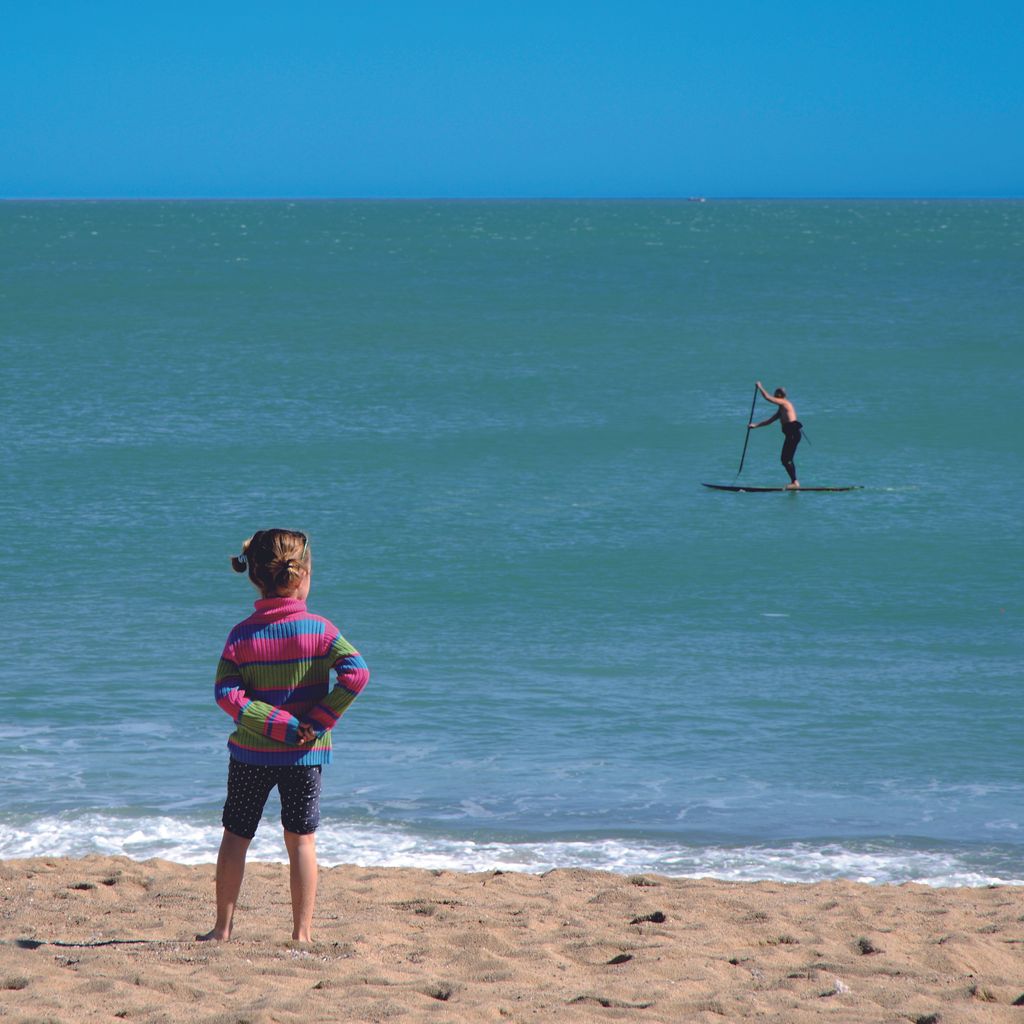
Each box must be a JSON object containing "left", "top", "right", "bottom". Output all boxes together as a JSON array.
[
  {"left": 214, "top": 656, "right": 304, "bottom": 745},
  {"left": 301, "top": 635, "right": 370, "bottom": 736}
]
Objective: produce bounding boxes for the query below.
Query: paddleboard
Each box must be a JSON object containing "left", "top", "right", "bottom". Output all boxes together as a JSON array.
[{"left": 702, "top": 483, "right": 862, "bottom": 492}]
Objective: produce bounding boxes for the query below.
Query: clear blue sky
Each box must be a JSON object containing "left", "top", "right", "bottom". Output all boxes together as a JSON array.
[{"left": 3, "top": 0, "right": 1021, "bottom": 198}]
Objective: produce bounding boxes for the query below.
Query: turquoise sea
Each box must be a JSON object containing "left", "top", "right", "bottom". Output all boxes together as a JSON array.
[{"left": 2, "top": 199, "right": 1021, "bottom": 885}]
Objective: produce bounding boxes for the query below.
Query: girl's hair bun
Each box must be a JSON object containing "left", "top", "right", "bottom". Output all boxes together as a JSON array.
[
  {"left": 231, "top": 530, "right": 310, "bottom": 596},
  {"left": 273, "top": 557, "right": 301, "bottom": 590}
]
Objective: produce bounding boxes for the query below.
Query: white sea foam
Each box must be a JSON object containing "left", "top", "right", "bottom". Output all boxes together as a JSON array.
[{"left": 1, "top": 814, "right": 1020, "bottom": 888}]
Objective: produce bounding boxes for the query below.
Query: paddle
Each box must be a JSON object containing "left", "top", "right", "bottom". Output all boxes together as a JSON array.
[{"left": 736, "top": 383, "right": 758, "bottom": 477}]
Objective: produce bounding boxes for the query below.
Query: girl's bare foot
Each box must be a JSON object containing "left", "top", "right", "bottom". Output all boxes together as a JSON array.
[{"left": 196, "top": 927, "right": 231, "bottom": 942}]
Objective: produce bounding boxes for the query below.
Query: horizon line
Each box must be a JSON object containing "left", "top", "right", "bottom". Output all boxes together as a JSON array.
[{"left": 2, "top": 194, "right": 1022, "bottom": 203}]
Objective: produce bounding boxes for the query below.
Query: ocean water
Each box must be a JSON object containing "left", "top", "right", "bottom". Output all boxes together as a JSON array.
[{"left": 2, "top": 199, "right": 1021, "bottom": 886}]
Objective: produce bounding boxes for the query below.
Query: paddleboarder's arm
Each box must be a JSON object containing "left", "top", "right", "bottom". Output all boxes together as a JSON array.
[
  {"left": 749, "top": 411, "right": 780, "bottom": 429},
  {"left": 756, "top": 381, "right": 786, "bottom": 406}
]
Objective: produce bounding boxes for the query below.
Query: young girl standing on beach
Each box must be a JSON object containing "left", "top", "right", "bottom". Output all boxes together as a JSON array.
[{"left": 199, "top": 529, "right": 369, "bottom": 942}]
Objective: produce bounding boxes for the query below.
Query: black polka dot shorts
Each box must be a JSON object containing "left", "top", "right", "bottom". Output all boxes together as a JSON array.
[{"left": 222, "top": 758, "right": 323, "bottom": 839}]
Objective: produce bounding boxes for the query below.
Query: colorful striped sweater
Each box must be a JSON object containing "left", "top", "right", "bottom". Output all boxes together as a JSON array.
[{"left": 214, "top": 597, "right": 369, "bottom": 766}]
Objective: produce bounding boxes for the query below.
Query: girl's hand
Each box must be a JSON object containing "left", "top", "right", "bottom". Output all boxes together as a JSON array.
[{"left": 297, "top": 724, "right": 317, "bottom": 745}]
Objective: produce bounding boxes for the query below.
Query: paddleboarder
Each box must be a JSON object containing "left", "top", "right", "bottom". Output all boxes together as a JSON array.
[{"left": 748, "top": 382, "right": 803, "bottom": 489}]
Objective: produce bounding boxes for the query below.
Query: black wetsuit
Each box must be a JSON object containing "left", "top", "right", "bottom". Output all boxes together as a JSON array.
[{"left": 780, "top": 420, "right": 803, "bottom": 484}]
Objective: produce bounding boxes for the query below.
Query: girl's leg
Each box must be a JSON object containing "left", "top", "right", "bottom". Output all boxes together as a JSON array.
[
  {"left": 198, "top": 828, "right": 252, "bottom": 941},
  {"left": 199, "top": 759, "right": 275, "bottom": 941},
  {"left": 279, "top": 764, "right": 323, "bottom": 941},
  {"left": 284, "top": 829, "right": 318, "bottom": 941}
]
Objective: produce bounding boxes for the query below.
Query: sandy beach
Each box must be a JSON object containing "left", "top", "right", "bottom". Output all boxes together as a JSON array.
[{"left": 1, "top": 857, "right": 1022, "bottom": 1022}]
